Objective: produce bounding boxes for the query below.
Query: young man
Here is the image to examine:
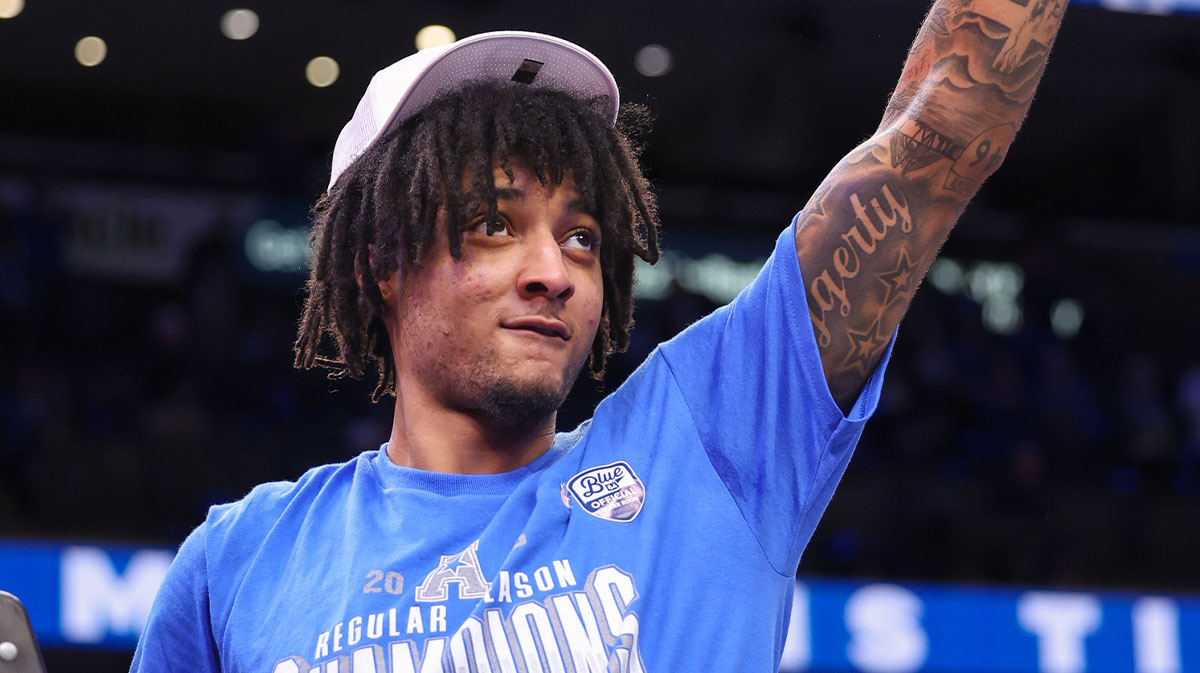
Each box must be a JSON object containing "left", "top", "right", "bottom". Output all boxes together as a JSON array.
[{"left": 133, "top": 2, "right": 1067, "bottom": 671}]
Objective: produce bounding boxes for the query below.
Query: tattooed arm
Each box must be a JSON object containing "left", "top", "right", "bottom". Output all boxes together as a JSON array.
[{"left": 797, "top": 0, "right": 1067, "bottom": 410}]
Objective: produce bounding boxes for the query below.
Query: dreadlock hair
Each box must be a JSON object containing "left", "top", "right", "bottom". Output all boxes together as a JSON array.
[{"left": 293, "top": 80, "right": 661, "bottom": 403}]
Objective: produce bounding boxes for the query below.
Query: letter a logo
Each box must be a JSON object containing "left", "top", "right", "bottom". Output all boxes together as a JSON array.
[{"left": 415, "top": 540, "right": 491, "bottom": 602}]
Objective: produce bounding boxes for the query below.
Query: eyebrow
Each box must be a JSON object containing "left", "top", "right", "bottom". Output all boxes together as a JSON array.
[
  {"left": 494, "top": 187, "right": 525, "bottom": 202},
  {"left": 493, "top": 188, "right": 592, "bottom": 215}
]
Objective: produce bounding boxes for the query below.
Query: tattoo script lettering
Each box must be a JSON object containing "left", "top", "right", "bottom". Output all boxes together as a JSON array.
[{"left": 808, "top": 183, "right": 913, "bottom": 349}]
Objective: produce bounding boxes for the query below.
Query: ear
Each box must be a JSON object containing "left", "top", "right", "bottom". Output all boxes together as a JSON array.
[
  {"left": 377, "top": 271, "right": 398, "bottom": 306},
  {"left": 355, "top": 245, "right": 399, "bottom": 306}
]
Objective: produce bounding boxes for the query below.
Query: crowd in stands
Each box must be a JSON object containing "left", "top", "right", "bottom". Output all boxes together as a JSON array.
[{"left": 3, "top": 194, "right": 1199, "bottom": 593}]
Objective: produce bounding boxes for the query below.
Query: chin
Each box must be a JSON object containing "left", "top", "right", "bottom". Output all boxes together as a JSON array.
[
  {"left": 475, "top": 377, "right": 569, "bottom": 432},
  {"left": 459, "top": 348, "right": 588, "bottom": 431}
]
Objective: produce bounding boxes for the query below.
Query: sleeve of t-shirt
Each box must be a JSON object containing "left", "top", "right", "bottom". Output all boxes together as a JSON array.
[
  {"left": 658, "top": 216, "right": 893, "bottom": 576},
  {"left": 129, "top": 523, "right": 221, "bottom": 673}
]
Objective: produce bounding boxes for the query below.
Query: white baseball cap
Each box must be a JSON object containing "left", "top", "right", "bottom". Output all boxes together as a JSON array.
[{"left": 328, "top": 30, "right": 620, "bottom": 191}]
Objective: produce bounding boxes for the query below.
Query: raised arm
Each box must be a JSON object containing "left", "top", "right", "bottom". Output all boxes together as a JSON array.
[{"left": 797, "top": 0, "right": 1067, "bottom": 409}]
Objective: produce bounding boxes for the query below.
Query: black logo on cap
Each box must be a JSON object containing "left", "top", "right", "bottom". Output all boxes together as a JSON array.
[{"left": 511, "top": 59, "right": 544, "bottom": 84}]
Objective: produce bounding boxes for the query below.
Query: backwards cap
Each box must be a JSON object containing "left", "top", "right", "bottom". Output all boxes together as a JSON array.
[{"left": 328, "top": 30, "right": 620, "bottom": 191}]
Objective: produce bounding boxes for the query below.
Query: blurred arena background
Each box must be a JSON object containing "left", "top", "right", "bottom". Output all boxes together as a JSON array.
[{"left": 2, "top": 0, "right": 1200, "bottom": 671}]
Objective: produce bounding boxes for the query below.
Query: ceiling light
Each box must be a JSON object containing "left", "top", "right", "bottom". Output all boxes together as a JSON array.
[
  {"left": 75, "top": 36, "right": 107, "bottom": 67},
  {"left": 220, "top": 9, "right": 259, "bottom": 40},
  {"left": 635, "top": 44, "right": 672, "bottom": 77},
  {"left": 306, "top": 56, "right": 339, "bottom": 88},
  {"left": 415, "top": 25, "right": 455, "bottom": 51},
  {"left": 0, "top": 0, "right": 24, "bottom": 20}
]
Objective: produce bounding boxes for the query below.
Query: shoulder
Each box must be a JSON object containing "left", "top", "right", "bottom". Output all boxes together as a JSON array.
[
  {"left": 182, "top": 452, "right": 378, "bottom": 641},
  {"left": 202, "top": 451, "right": 374, "bottom": 551}
]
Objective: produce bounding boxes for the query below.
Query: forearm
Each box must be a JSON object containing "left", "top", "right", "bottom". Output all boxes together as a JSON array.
[
  {"left": 797, "top": 0, "right": 1067, "bottom": 409},
  {"left": 883, "top": 0, "right": 1067, "bottom": 172}
]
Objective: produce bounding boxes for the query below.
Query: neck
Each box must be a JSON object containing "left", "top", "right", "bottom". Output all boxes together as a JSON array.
[{"left": 385, "top": 381, "right": 557, "bottom": 474}]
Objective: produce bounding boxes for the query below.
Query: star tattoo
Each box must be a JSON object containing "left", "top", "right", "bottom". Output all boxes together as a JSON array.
[
  {"left": 878, "top": 246, "right": 917, "bottom": 306},
  {"left": 841, "top": 316, "right": 890, "bottom": 376}
]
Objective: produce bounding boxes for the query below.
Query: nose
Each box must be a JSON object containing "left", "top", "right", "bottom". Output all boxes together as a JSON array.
[{"left": 517, "top": 231, "right": 575, "bottom": 302}]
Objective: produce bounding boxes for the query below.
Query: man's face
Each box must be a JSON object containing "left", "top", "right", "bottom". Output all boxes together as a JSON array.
[{"left": 388, "top": 160, "right": 604, "bottom": 431}]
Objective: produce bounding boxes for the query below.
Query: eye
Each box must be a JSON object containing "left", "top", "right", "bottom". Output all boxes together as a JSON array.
[
  {"left": 469, "top": 214, "right": 511, "bottom": 238},
  {"left": 563, "top": 228, "right": 599, "bottom": 252}
]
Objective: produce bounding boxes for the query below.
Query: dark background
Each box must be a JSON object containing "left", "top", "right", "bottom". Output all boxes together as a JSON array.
[{"left": 2, "top": 0, "right": 1200, "bottom": 668}]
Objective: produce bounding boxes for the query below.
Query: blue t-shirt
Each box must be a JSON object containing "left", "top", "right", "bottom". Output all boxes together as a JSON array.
[{"left": 131, "top": 219, "right": 892, "bottom": 673}]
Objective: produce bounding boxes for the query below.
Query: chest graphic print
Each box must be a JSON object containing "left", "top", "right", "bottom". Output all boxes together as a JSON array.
[{"left": 268, "top": 540, "right": 647, "bottom": 673}]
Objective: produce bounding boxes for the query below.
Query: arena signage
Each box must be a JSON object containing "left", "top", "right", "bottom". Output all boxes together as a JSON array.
[
  {"left": 1, "top": 540, "right": 1197, "bottom": 672},
  {"left": 1072, "top": 0, "right": 1200, "bottom": 16}
]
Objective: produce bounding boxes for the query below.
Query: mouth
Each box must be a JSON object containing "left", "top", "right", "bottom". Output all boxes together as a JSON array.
[{"left": 501, "top": 317, "right": 571, "bottom": 340}]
